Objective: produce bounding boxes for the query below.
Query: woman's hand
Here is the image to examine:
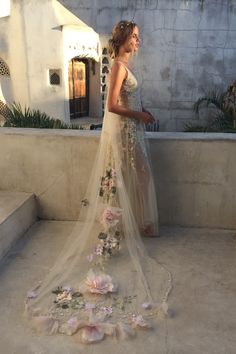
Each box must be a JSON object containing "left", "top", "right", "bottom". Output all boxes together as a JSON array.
[{"left": 139, "top": 111, "right": 155, "bottom": 124}]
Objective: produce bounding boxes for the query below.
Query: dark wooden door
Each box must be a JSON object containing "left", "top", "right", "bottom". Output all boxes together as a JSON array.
[{"left": 69, "top": 58, "right": 89, "bottom": 119}]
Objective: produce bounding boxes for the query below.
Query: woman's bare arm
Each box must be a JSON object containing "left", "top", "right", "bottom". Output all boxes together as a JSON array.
[{"left": 107, "top": 62, "right": 154, "bottom": 124}]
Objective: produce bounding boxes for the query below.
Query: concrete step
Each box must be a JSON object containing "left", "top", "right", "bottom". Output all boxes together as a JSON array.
[{"left": 0, "top": 190, "right": 38, "bottom": 261}]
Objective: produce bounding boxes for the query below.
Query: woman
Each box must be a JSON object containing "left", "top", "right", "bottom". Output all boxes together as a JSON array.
[
  {"left": 25, "top": 21, "right": 173, "bottom": 345},
  {"left": 107, "top": 20, "right": 159, "bottom": 238}
]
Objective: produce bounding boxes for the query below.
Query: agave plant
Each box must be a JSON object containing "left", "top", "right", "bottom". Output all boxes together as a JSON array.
[
  {"left": 193, "top": 89, "right": 225, "bottom": 114},
  {"left": 184, "top": 82, "right": 236, "bottom": 132},
  {"left": 3, "top": 102, "right": 84, "bottom": 130}
]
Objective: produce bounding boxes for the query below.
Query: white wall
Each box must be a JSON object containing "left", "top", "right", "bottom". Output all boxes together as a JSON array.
[
  {"left": 0, "top": 0, "right": 102, "bottom": 123},
  {"left": 0, "top": 0, "right": 66, "bottom": 119},
  {"left": 22, "top": 0, "right": 66, "bottom": 121},
  {"left": 0, "top": 0, "right": 10, "bottom": 18},
  {"left": 0, "top": 1, "right": 29, "bottom": 107}
]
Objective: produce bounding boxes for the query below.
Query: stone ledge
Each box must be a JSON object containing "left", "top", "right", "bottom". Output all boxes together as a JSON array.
[
  {"left": 1, "top": 127, "right": 236, "bottom": 141},
  {"left": 0, "top": 127, "right": 236, "bottom": 228},
  {"left": 0, "top": 127, "right": 101, "bottom": 138}
]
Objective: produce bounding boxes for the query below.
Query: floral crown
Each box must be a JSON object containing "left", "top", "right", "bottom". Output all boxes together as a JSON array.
[{"left": 119, "top": 20, "right": 135, "bottom": 30}]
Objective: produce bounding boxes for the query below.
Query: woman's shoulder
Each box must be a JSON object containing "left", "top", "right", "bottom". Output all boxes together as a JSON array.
[{"left": 110, "top": 60, "right": 128, "bottom": 80}]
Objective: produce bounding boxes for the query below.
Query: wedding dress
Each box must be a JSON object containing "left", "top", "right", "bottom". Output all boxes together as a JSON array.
[{"left": 25, "top": 60, "right": 173, "bottom": 345}]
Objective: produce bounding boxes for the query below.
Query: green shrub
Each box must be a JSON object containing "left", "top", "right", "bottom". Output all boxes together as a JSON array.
[
  {"left": 3, "top": 103, "right": 84, "bottom": 130},
  {"left": 184, "top": 81, "right": 236, "bottom": 133}
]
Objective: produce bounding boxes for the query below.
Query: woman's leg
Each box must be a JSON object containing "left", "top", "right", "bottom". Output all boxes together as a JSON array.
[{"left": 134, "top": 145, "right": 159, "bottom": 237}]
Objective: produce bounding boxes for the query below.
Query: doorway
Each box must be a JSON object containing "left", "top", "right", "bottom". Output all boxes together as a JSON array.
[{"left": 68, "top": 58, "right": 89, "bottom": 119}]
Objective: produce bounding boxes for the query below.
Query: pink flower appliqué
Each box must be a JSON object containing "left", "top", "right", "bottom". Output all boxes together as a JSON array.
[
  {"left": 111, "top": 168, "right": 116, "bottom": 178},
  {"left": 94, "top": 244, "right": 103, "bottom": 256},
  {"left": 100, "top": 206, "right": 122, "bottom": 230},
  {"left": 80, "top": 324, "right": 105, "bottom": 343},
  {"left": 82, "top": 269, "right": 118, "bottom": 295},
  {"left": 86, "top": 254, "right": 94, "bottom": 262},
  {"left": 131, "top": 314, "right": 151, "bottom": 329},
  {"left": 73, "top": 310, "right": 116, "bottom": 344}
]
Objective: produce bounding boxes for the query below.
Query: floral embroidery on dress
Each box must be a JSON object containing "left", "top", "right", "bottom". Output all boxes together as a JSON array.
[
  {"left": 98, "top": 167, "right": 118, "bottom": 205},
  {"left": 126, "top": 119, "right": 137, "bottom": 169},
  {"left": 80, "top": 269, "right": 118, "bottom": 295},
  {"left": 81, "top": 198, "right": 89, "bottom": 207},
  {"left": 35, "top": 163, "right": 157, "bottom": 343}
]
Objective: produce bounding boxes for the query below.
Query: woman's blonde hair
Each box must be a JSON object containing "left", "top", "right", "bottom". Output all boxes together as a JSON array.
[{"left": 108, "top": 20, "right": 137, "bottom": 59}]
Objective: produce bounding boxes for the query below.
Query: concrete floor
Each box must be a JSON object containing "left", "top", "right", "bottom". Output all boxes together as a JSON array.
[{"left": 0, "top": 220, "right": 235, "bottom": 354}]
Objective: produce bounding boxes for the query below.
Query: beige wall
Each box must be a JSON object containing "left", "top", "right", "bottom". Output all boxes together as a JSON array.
[{"left": 0, "top": 127, "right": 236, "bottom": 229}]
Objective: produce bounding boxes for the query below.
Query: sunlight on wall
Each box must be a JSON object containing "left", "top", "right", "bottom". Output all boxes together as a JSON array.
[
  {"left": 0, "top": 83, "right": 5, "bottom": 103},
  {"left": 63, "top": 25, "right": 100, "bottom": 63},
  {"left": 0, "top": 0, "right": 10, "bottom": 18}
]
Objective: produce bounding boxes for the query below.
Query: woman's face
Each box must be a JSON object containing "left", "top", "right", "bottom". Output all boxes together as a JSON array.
[{"left": 123, "top": 26, "right": 141, "bottom": 53}]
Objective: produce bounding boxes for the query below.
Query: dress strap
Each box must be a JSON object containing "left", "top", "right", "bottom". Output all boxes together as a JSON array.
[
  {"left": 112, "top": 60, "right": 130, "bottom": 80},
  {"left": 113, "top": 60, "right": 136, "bottom": 79},
  {"left": 114, "top": 60, "right": 128, "bottom": 68},
  {"left": 114, "top": 60, "right": 132, "bottom": 72}
]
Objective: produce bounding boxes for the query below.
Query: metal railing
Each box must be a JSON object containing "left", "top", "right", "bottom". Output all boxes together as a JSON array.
[
  {"left": 145, "top": 119, "right": 159, "bottom": 132},
  {"left": 90, "top": 119, "right": 160, "bottom": 131}
]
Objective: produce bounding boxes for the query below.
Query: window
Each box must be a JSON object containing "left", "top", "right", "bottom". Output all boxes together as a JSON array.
[
  {"left": 0, "top": 58, "right": 10, "bottom": 77},
  {"left": 49, "top": 69, "right": 61, "bottom": 86},
  {"left": 0, "top": 100, "right": 9, "bottom": 118}
]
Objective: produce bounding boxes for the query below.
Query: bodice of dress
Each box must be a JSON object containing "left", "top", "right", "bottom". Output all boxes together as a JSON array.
[
  {"left": 118, "top": 65, "right": 142, "bottom": 113},
  {"left": 115, "top": 62, "right": 148, "bottom": 163}
]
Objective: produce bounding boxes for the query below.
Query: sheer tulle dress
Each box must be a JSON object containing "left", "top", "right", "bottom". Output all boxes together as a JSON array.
[{"left": 24, "top": 60, "right": 173, "bottom": 344}]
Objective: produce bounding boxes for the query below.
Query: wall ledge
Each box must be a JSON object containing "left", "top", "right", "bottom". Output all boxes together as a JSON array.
[
  {"left": 1, "top": 126, "right": 236, "bottom": 228},
  {"left": 1, "top": 127, "right": 236, "bottom": 141}
]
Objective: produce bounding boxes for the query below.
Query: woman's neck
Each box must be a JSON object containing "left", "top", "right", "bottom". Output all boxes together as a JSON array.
[{"left": 115, "top": 51, "right": 131, "bottom": 64}]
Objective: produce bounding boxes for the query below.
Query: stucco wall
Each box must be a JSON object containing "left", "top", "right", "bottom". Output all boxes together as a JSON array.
[
  {"left": 0, "top": 1, "right": 66, "bottom": 120},
  {"left": 0, "top": 127, "right": 236, "bottom": 229},
  {"left": 0, "top": 1, "right": 29, "bottom": 105},
  {"left": 0, "top": 1, "right": 103, "bottom": 124},
  {"left": 59, "top": 0, "right": 236, "bottom": 131},
  {"left": 19, "top": 1, "right": 67, "bottom": 121}
]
